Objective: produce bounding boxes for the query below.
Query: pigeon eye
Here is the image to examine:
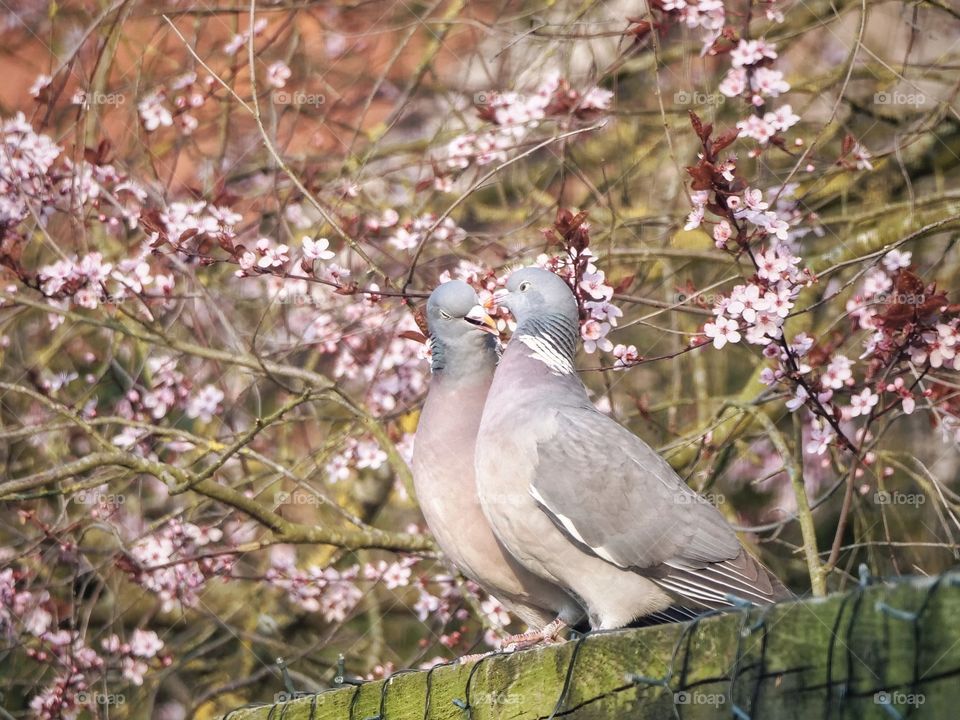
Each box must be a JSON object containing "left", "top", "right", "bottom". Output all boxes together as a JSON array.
[
  {"left": 439, "top": 310, "right": 452, "bottom": 320},
  {"left": 518, "top": 281, "right": 532, "bottom": 292}
]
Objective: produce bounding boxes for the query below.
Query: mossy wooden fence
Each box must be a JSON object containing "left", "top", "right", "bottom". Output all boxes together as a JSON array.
[{"left": 223, "top": 573, "right": 960, "bottom": 720}]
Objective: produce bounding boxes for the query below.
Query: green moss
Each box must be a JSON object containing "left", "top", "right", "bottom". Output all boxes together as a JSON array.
[{"left": 223, "top": 574, "right": 960, "bottom": 720}]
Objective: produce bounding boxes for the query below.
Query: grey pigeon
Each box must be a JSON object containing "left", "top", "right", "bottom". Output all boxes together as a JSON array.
[
  {"left": 411, "top": 280, "right": 581, "bottom": 636},
  {"left": 475, "top": 267, "right": 791, "bottom": 630}
]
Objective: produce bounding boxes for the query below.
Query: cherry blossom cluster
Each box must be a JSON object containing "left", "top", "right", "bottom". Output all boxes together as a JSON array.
[
  {"left": 0, "top": 114, "right": 183, "bottom": 321},
  {"left": 2, "top": 113, "right": 146, "bottom": 238},
  {"left": 627, "top": 1, "right": 726, "bottom": 54},
  {"left": 264, "top": 546, "right": 496, "bottom": 647},
  {"left": 702, "top": 241, "right": 808, "bottom": 349},
  {"left": 125, "top": 519, "right": 232, "bottom": 612},
  {"left": 21, "top": 620, "right": 168, "bottom": 718},
  {"left": 434, "top": 72, "right": 612, "bottom": 188},
  {"left": 325, "top": 436, "right": 390, "bottom": 482},
  {"left": 686, "top": 152, "right": 814, "bottom": 354},
  {"left": 384, "top": 214, "right": 466, "bottom": 252},
  {"left": 223, "top": 17, "right": 269, "bottom": 55},
  {"left": 532, "top": 209, "right": 624, "bottom": 355},
  {"left": 267, "top": 550, "right": 365, "bottom": 623},
  {"left": 267, "top": 539, "right": 505, "bottom": 653},
  {"left": 0, "top": 113, "right": 62, "bottom": 233},
  {"left": 26, "top": 636, "right": 101, "bottom": 720},
  {"left": 849, "top": 254, "right": 960, "bottom": 440},
  {"left": 112, "top": 354, "right": 193, "bottom": 444},
  {"left": 755, "top": 250, "right": 960, "bottom": 453},
  {"left": 1, "top": 566, "right": 113, "bottom": 720},
  {"left": 710, "top": 17, "right": 803, "bottom": 153},
  {"left": 138, "top": 70, "right": 219, "bottom": 136},
  {"left": 541, "top": 248, "right": 622, "bottom": 354},
  {"left": 100, "top": 629, "right": 169, "bottom": 686}
]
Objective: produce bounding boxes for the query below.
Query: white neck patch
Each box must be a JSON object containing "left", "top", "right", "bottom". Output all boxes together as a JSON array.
[{"left": 517, "top": 334, "right": 574, "bottom": 375}]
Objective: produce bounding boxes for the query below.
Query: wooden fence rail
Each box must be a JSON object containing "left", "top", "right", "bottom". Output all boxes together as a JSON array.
[{"left": 222, "top": 573, "right": 960, "bottom": 720}]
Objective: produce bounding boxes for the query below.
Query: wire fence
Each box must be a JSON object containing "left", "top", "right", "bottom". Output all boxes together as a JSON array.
[{"left": 223, "top": 570, "right": 960, "bottom": 720}]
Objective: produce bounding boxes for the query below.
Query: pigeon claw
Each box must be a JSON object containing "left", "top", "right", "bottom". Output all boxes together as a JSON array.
[{"left": 499, "top": 617, "right": 567, "bottom": 652}]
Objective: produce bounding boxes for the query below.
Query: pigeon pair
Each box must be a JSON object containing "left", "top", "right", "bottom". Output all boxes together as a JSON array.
[{"left": 411, "top": 267, "right": 790, "bottom": 645}]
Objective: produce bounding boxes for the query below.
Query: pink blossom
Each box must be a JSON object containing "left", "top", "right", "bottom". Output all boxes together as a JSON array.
[
  {"left": 852, "top": 142, "right": 873, "bottom": 171},
  {"left": 354, "top": 439, "right": 387, "bottom": 470},
  {"left": 730, "top": 39, "right": 777, "bottom": 68},
  {"left": 266, "top": 61, "right": 291, "bottom": 88},
  {"left": 751, "top": 67, "right": 790, "bottom": 98},
  {"left": 745, "top": 311, "right": 783, "bottom": 345},
  {"left": 862, "top": 268, "right": 892, "bottom": 298},
  {"left": 703, "top": 315, "right": 741, "bottom": 349},
  {"left": 480, "top": 596, "right": 511, "bottom": 627},
  {"left": 123, "top": 656, "right": 149, "bottom": 685},
  {"left": 581, "top": 319, "right": 613, "bottom": 353},
  {"left": 138, "top": 92, "right": 173, "bottom": 132},
  {"left": 579, "top": 269, "right": 613, "bottom": 301},
  {"left": 786, "top": 385, "right": 808, "bottom": 412},
  {"left": 759, "top": 366, "right": 781, "bottom": 385},
  {"left": 29, "top": 74, "right": 52, "bottom": 98},
  {"left": 183, "top": 523, "right": 223, "bottom": 546},
  {"left": 257, "top": 242, "right": 290, "bottom": 269},
  {"left": 737, "top": 115, "right": 776, "bottom": 144},
  {"left": 886, "top": 377, "right": 916, "bottom": 414},
  {"left": 186, "top": 385, "right": 223, "bottom": 422},
  {"left": 130, "top": 629, "right": 164, "bottom": 658},
  {"left": 848, "top": 387, "right": 879, "bottom": 417},
  {"left": 744, "top": 187, "right": 769, "bottom": 211},
  {"left": 882, "top": 249, "right": 912, "bottom": 272},
  {"left": 302, "top": 236, "right": 336, "bottom": 261},
  {"left": 719, "top": 68, "right": 747, "bottom": 98},
  {"left": 767, "top": 104, "right": 800, "bottom": 132},
  {"left": 713, "top": 219, "right": 732, "bottom": 247},
  {"left": 822, "top": 354, "right": 854, "bottom": 390},
  {"left": 612, "top": 343, "right": 640, "bottom": 368},
  {"left": 584, "top": 299, "right": 622, "bottom": 325},
  {"left": 805, "top": 420, "right": 835, "bottom": 455}
]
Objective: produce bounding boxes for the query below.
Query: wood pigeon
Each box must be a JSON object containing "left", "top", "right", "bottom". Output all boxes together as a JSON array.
[
  {"left": 411, "top": 280, "right": 581, "bottom": 640},
  {"left": 475, "top": 267, "right": 792, "bottom": 631}
]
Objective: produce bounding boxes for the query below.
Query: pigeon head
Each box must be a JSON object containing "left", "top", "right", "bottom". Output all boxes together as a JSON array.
[
  {"left": 501, "top": 267, "right": 579, "bottom": 328},
  {"left": 426, "top": 280, "right": 498, "bottom": 374}
]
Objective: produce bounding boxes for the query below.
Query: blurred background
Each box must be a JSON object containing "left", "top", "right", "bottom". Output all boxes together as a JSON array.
[{"left": 0, "top": 0, "right": 959, "bottom": 717}]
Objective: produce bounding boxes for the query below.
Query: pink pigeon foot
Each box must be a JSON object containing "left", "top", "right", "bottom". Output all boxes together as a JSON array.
[{"left": 500, "top": 617, "right": 568, "bottom": 652}]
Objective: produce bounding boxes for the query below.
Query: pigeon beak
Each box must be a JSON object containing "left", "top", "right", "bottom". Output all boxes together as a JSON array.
[
  {"left": 464, "top": 304, "right": 499, "bottom": 334},
  {"left": 491, "top": 288, "right": 510, "bottom": 309}
]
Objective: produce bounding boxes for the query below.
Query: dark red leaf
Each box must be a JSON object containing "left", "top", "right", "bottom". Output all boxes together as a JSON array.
[
  {"left": 613, "top": 274, "right": 635, "bottom": 294},
  {"left": 399, "top": 330, "right": 428, "bottom": 344},
  {"left": 712, "top": 127, "right": 739, "bottom": 153}
]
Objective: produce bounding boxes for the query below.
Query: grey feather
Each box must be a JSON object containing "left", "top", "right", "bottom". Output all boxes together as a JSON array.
[
  {"left": 475, "top": 267, "right": 792, "bottom": 630},
  {"left": 411, "top": 280, "right": 581, "bottom": 630}
]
